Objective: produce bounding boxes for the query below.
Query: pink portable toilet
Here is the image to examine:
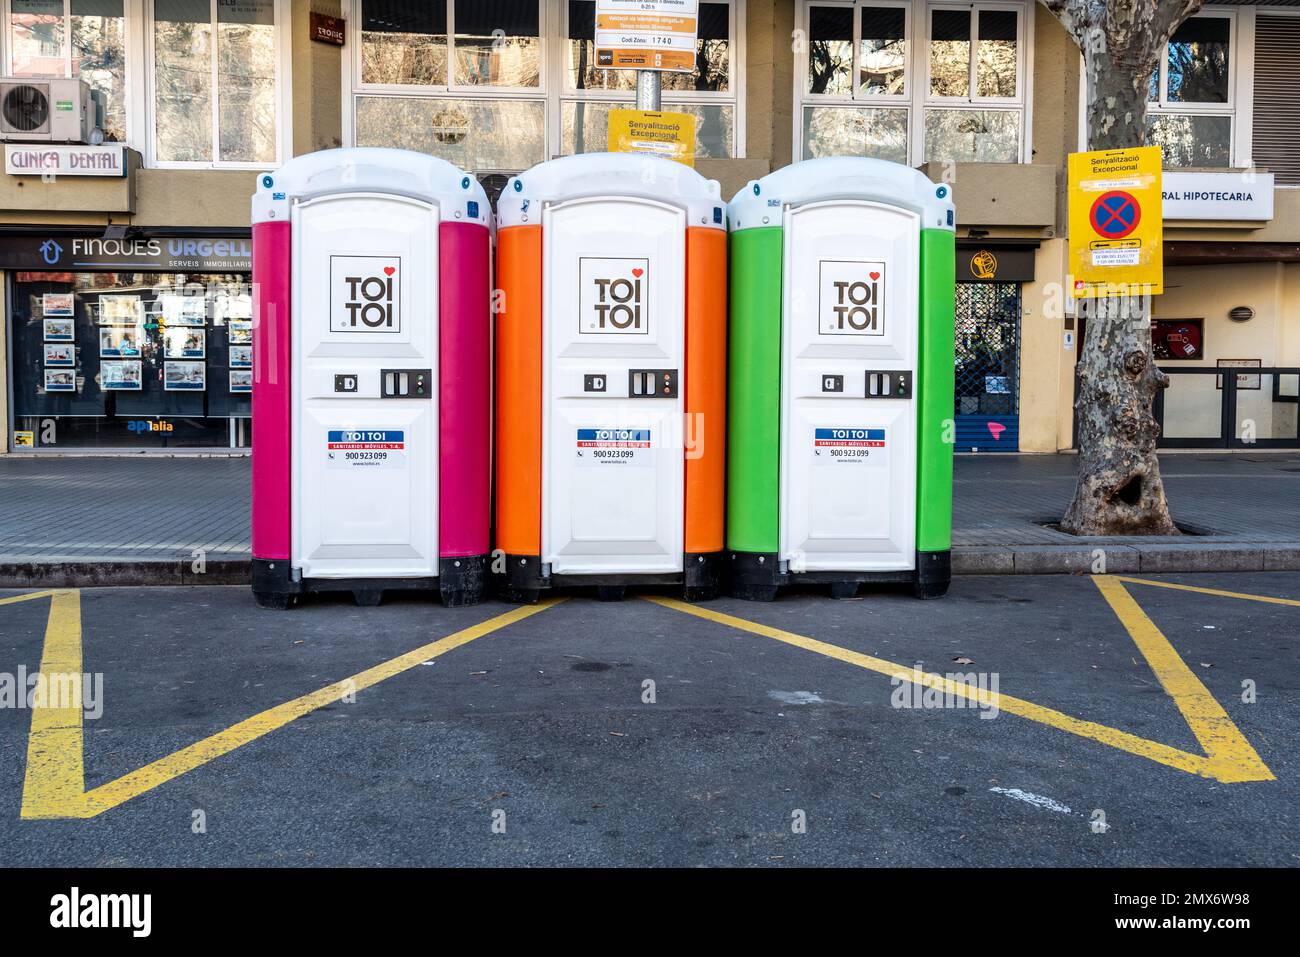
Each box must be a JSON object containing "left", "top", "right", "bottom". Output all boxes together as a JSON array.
[{"left": 250, "top": 148, "right": 491, "bottom": 608}]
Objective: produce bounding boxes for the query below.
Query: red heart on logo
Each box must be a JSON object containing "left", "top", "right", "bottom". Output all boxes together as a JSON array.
[
  {"left": 383, "top": 266, "right": 395, "bottom": 276},
  {"left": 632, "top": 268, "right": 644, "bottom": 278},
  {"left": 869, "top": 271, "right": 880, "bottom": 281}
]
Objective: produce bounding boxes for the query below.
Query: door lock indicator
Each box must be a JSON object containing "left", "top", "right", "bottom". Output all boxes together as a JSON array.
[
  {"left": 864, "top": 370, "right": 913, "bottom": 399},
  {"left": 380, "top": 368, "right": 433, "bottom": 398},
  {"left": 584, "top": 374, "right": 607, "bottom": 393},
  {"left": 628, "top": 369, "right": 678, "bottom": 398},
  {"left": 822, "top": 374, "right": 844, "bottom": 393},
  {"left": 334, "top": 374, "right": 358, "bottom": 393}
]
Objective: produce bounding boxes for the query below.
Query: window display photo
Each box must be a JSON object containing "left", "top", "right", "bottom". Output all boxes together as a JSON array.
[
  {"left": 42, "top": 293, "right": 74, "bottom": 317},
  {"left": 7, "top": 263, "right": 253, "bottom": 450},
  {"left": 44, "top": 344, "right": 76, "bottom": 367},
  {"left": 164, "top": 361, "right": 207, "bottom": 391},
  {"left": 159, "top": 294, "right": 208, "bottom": 326},
  {"left": 44, "top": 369, "right": 76, "bottom": 392},
  {"left": 44, "top": 318, "right": 75, "bottom": 342},
  {"left": 164, "top": 327, "right": 206, "bottom": 359},
  {"left": 100, "top": 360, "right": 143, "bottom": 391},
  {"left": 100, "top": 327, "right": 143, "bottom": 358},
  {"left": 97, "top": 294, "right": 144, "bottom": 326}
]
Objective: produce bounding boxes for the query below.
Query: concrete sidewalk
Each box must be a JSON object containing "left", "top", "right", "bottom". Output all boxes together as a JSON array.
[
  {"left": 953, "top": 452, "right": 1300, "bottom": 575},
  {"left": 0, "top": 452, "right": 1296, "bottom": 585}
]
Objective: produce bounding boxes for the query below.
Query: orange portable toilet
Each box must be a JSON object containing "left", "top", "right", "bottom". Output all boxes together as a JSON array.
[{"left": 494, "top": 153, "right": 727, "bottom": 603}]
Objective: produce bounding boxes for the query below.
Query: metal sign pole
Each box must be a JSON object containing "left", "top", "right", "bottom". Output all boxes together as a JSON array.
[{"left": 636, "top": 70, "right": 662, "bottom": 111}]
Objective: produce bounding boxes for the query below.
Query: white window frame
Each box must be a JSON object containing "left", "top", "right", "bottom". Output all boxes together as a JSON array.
[
  {"left": 1147, "top": 5, "right": 1237, "bottom": 169},
  {"left": 1076, "top": 5, "right": 1254, "bottom": 170},
  {"left": 144, "top": 0, "right": 291, "bottom": 170},
  {"left": 921, "top": 0, "right": 1027, "bottom": 163},
  {"left": 795, "top": 0, "right": 1032, "bottom": 166},
  {"left": 1, "top": 0, "right": 290, "bottom": 169},
  {"left": 342, "top": 0, "right": 746, "bottom": 164},
  {"left": 2, "top": 0, "right": 137, "bottom": 144}
]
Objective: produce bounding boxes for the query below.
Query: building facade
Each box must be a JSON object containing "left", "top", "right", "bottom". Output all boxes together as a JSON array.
[{"left": 2, "top": 0, "right": 1297, "bottom": 453}]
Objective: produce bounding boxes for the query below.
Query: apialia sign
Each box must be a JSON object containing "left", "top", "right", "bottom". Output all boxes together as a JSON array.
[
  {"left": 330, "top": 255, "right": 400, "bottom": 333},
  {"left": 819, "top": 260, "right": 886, "bottom": 336},
  {"left": 580, "top": 257, "right": 648, "bottom": 334}
]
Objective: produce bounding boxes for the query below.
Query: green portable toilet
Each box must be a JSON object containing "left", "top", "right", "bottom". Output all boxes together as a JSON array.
[{"left": 726, "top": 157, "right": 955, "bottom": 600}]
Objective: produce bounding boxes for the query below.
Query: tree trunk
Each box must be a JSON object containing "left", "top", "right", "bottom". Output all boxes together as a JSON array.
[
  {"left": 1040, "top": 1, "right": 1203, "bottom": 536},
  {"left": 1062, "top": 295, "right": 1178, "bottom": 534}
]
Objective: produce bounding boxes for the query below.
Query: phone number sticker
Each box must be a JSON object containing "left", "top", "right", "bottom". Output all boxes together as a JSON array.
[
  {"left": 327, "top": 429, "right": 407, "bottom": 469},
  {"left": 813, "top": 427, "right": 885, "bottom": 466},
  {"left": 576, "top": 428, "right": 651, "bottom": 467}
]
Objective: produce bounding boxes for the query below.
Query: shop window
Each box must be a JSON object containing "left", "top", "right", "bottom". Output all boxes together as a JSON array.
[
  {"left": 454, "top": 0, "right": 540, "bottom": 88},
  {"left": 560, "top": 1, "right": 734, "bottom": 158},
  {"left": 928, "top": 8, "right": 969, "bottom": 97},
  {"left": 6, "top": 0, "right": 127, "bottom": 142},
  {"left": 152, "top": 0, "right": 279, "bottom": 166},
  {"left": 923, "top": 4, "right": 1020, "bottom": 162},
  {"left": 859, "top": 5, "right": 906, "bottom": 95},
  {"left": 355, "top": 94, "right": 545, "bottom": 170},
  {"left": 8, "top": 270, "right": 253, "bottom": 450},
  {"left": 806, "top": 5, "right": 853, "bottom": 96},
  {"left": 350, "top": 0, "right": 741, "bottom": 171},
  {"left": 1146, "top": 13, "right": 1233, "bottom": 168},
  {"left": 360, "top": 0, "right": 447, "bottom": 85},
  {"left": 798, "top": 1, "right": 1026, "bottom": 165}
]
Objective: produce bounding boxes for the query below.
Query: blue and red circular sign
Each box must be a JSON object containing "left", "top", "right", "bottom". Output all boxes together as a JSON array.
[{"left": 1089, "top": 190, "right": 1142, "bottom": 239}]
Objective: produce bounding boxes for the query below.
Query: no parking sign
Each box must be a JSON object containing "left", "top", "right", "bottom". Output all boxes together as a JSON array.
[{"left": 1068, "top": 146, "right": 1163, "bottom": 297}]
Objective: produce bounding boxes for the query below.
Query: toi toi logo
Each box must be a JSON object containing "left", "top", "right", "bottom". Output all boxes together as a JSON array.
[
  {"left": 581, "top": 257, "right": 649, "bottom": 334},
  {"left": 820, "top": 260, "right": 886, "bottom": 336},
  {"left": 344, "top": 270, "right": 396, "bottom": 328},
  {"left": 831, "top": 276, "right": 880, "bottom": 331},
  {"left": 593, "top": 272, "right": 643, "bottom": 330},
  {"left": 332, "top": 255, "right": 400, "bottom": 333}
]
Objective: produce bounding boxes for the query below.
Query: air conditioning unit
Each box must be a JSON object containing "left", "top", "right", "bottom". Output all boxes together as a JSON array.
[{"left": 0, "top": 78, "right": 95, "bottom": 143}]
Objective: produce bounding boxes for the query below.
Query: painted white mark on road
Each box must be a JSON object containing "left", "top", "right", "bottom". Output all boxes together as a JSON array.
[
  {"left": 989, "top": 787, "right": 1073, "bottom": 814},
  {"left": 768, "top": 691, "right": 826, "bottom": 705}
]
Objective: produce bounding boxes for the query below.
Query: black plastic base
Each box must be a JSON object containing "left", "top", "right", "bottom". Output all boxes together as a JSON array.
[
  {"left": 439, "top": 555, "right": 488, "bottom": 606},
  {"left": 251, "top": 556, "right": 487, "bottom": 609},
  {"left": 727, "top": 549, "right": 950, "bottom": 601},
  {"left": 913, "top": 549, "right": 952, "bottom": 599},
  {"left": 493, "top": 552, "right": 722, "bottom": 603}
]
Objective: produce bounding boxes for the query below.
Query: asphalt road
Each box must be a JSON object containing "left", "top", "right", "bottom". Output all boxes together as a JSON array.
[{"left": 0, "top": 572, "right": 1296, "bottom": 867}]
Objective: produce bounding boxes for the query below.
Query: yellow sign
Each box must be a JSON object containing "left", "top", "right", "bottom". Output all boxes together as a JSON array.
[
  {"left": 595, "top": 0, "right": 699, "bottom": 73},
  {"left": 13, "top": 430, "right": 34, "bottom": 448},
  {"left": 607, "top": 108, "right": 697, "bottom": 167},
  {"left": 1068, "top": 146, "right": 1163, "bottom": 297}
]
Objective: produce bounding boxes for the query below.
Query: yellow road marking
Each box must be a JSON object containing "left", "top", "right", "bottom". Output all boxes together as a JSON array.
[
  {"left": 1093, "top": 577, "right": 1271, "bottom": 779},
  {"left": 19, "top": 591, "right": 85, "bottom": 816},
  {"left": 0, "top": 589, "right": 59, "bottom": 606},
  {"left": 20, "top": 596, "right": 564, "bottom": 819},
  {"left": 647, "top": 578, "right": 1274, "bottom": 784},
  {"left": 1115, "top": 576, "right": 1300, "bottom": 608}
]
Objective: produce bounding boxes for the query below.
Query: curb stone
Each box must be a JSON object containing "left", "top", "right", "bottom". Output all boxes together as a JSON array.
[{"left": 0, "top": 547, "right": 1294, "bottom": 588}]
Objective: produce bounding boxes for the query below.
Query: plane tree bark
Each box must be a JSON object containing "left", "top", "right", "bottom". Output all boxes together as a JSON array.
[{"left": 1039, "top": 0, "right": 1202, "bottom": 535}]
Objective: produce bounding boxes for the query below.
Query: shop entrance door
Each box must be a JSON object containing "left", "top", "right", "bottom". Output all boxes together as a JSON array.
[{"left": 954, "top": 282, "right": 1021, "bottom": 451}]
